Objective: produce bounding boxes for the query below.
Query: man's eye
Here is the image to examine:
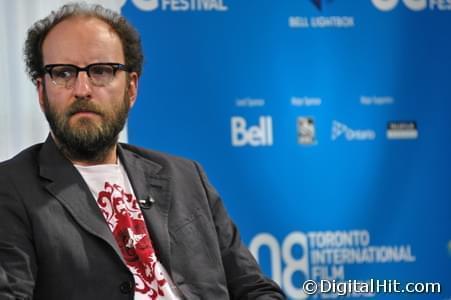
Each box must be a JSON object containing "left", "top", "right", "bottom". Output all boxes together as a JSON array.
[
  {"left": 53, "top": 68, "right": 74, "bottom": 79},
  {"left": 90, "top": 66, "right": 113, "bottom": 76}
]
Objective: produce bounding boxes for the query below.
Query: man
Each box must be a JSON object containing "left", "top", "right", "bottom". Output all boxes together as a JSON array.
[{"left": 0, "top": 3, "right": 284, "bottom": 300}]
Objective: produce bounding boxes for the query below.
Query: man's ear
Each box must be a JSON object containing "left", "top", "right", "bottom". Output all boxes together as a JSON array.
[
  {"left": 36, "top": 78, "right": 46, "bottom": 112},
  {"left": 127, "top": 72, "right": 138, "bottom": 108}
]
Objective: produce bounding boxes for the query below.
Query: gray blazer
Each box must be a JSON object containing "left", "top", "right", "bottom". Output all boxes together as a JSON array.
[{"left": 0, "top": 136, "right": 284, "bottom": 300}]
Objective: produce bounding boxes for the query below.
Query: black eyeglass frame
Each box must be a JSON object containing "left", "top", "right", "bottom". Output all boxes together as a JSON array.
[{"left": 43, "top": 62, "right": 129, "bottom": 86}]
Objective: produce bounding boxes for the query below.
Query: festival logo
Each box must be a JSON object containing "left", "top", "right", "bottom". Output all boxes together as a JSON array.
[
  {"left": 371, "top": 0, "right": 451, "bottom": 11},
  {"left": 123, "top": 0, "right": 228, "bottom": 12},
  {"left": 250, "top": 230, "right": 416, "bottom": 299}
]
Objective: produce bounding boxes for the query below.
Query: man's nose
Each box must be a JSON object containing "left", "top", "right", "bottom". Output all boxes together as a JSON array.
[{"left": 72, "top": 71, "right": 93, "bottom": 97}]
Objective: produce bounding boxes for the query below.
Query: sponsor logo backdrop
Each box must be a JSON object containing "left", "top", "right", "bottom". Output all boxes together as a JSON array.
[{"left": 122, "top": 1, "right": 451, "bottom": 298}]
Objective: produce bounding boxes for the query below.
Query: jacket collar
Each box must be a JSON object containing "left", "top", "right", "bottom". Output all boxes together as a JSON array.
[
  {"left": 117, "top": 143, "right": 172, "bottom": 273},
  {"left": 38, "top": 135, "right": 173, "bottom": 274}
]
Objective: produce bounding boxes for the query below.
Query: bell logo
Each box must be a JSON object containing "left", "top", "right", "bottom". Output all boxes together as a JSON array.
[{"left": 231, "top": 116, "right": 273, "bottom": 147}]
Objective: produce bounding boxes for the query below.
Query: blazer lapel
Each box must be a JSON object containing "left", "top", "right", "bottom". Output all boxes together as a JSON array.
[
  {"left": 38, "top": 136, "right": 126, "bottom": 266},
  {"left": 118, "top": 144, "right": 172, "bottom": 275}
]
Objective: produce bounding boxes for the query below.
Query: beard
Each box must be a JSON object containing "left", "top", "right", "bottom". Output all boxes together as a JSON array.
[{"left": 43, "top": 88, "right": 130, "bottom": 163}]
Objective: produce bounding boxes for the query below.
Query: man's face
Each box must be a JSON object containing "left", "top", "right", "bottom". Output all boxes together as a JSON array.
[{"left": 37, "top": 16, "right": 138, "bottom": 162}]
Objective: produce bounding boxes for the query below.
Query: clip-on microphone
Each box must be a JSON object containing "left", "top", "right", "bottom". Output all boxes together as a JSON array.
[{"left": 138, "top": 195, "right": 155, "bottom": 209}]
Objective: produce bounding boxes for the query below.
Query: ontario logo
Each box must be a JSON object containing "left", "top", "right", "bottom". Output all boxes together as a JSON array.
[
  {"left": 123, "top": 0, "right": 228, "bottom": 12},
  {"left": 331, "top": 120, "right": 376, "bottom": 141}
]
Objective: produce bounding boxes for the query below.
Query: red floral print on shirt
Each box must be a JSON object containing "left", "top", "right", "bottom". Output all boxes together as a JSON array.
[{"left": 97, "top": 182, "right": 167, "bottom": 299}]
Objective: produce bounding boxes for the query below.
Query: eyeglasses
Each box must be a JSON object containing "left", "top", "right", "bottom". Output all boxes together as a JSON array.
[{"left": 43, "top": 63, "right": 129, "bottom": 88}]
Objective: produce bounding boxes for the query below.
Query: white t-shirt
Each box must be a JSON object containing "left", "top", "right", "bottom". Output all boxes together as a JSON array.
[{"left": 75, "top": 160, "right": 180, "bottom": 300}]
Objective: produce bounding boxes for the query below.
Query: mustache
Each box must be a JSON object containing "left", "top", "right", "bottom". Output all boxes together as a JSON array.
[{"left": 66, "top": 100, "right": 104, "bottom": 116}]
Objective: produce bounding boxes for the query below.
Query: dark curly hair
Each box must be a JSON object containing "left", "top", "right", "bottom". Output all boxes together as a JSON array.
[{"left": 24, "top": 2, "right": 143, "bottom": 86}]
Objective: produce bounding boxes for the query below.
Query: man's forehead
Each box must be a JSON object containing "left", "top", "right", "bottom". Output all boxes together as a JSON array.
[
  {"left": 42, "top": 16, "right": 124, "bottom": 64},
  {"left": 45, "top": 16, "right": 118, "bottom": 43}
]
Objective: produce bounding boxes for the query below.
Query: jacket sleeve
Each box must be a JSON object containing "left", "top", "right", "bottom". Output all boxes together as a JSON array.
[
  {"left": 0, "top": 172, "right": 36, "bottom": 299},
  {"left": 193, "top": 161, "right": 285, "bottom": 300}
]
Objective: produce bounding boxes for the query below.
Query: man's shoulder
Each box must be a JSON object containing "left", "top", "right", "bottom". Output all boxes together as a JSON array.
[
  {"left": 0, "top": 143, "right": 43, "bottom": 173},
  {"left": 119, "top": 143, "right": 198, "bottom": 171}
]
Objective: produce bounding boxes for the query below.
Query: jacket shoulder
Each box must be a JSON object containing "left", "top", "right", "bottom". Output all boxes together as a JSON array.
[
  {"left": 119, "top": 143, "right": 196, "bottom": 169},
  {"left": 120, "top": 144, "right": 203, "bottom": 177},
  {"left": 0, "top": 143, "right": 43, "bottom": 174}
]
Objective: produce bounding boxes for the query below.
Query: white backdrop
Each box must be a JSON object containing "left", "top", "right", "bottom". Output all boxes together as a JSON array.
[{"left": 0, "top": 0, "right": 125, "bottom": 161}]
